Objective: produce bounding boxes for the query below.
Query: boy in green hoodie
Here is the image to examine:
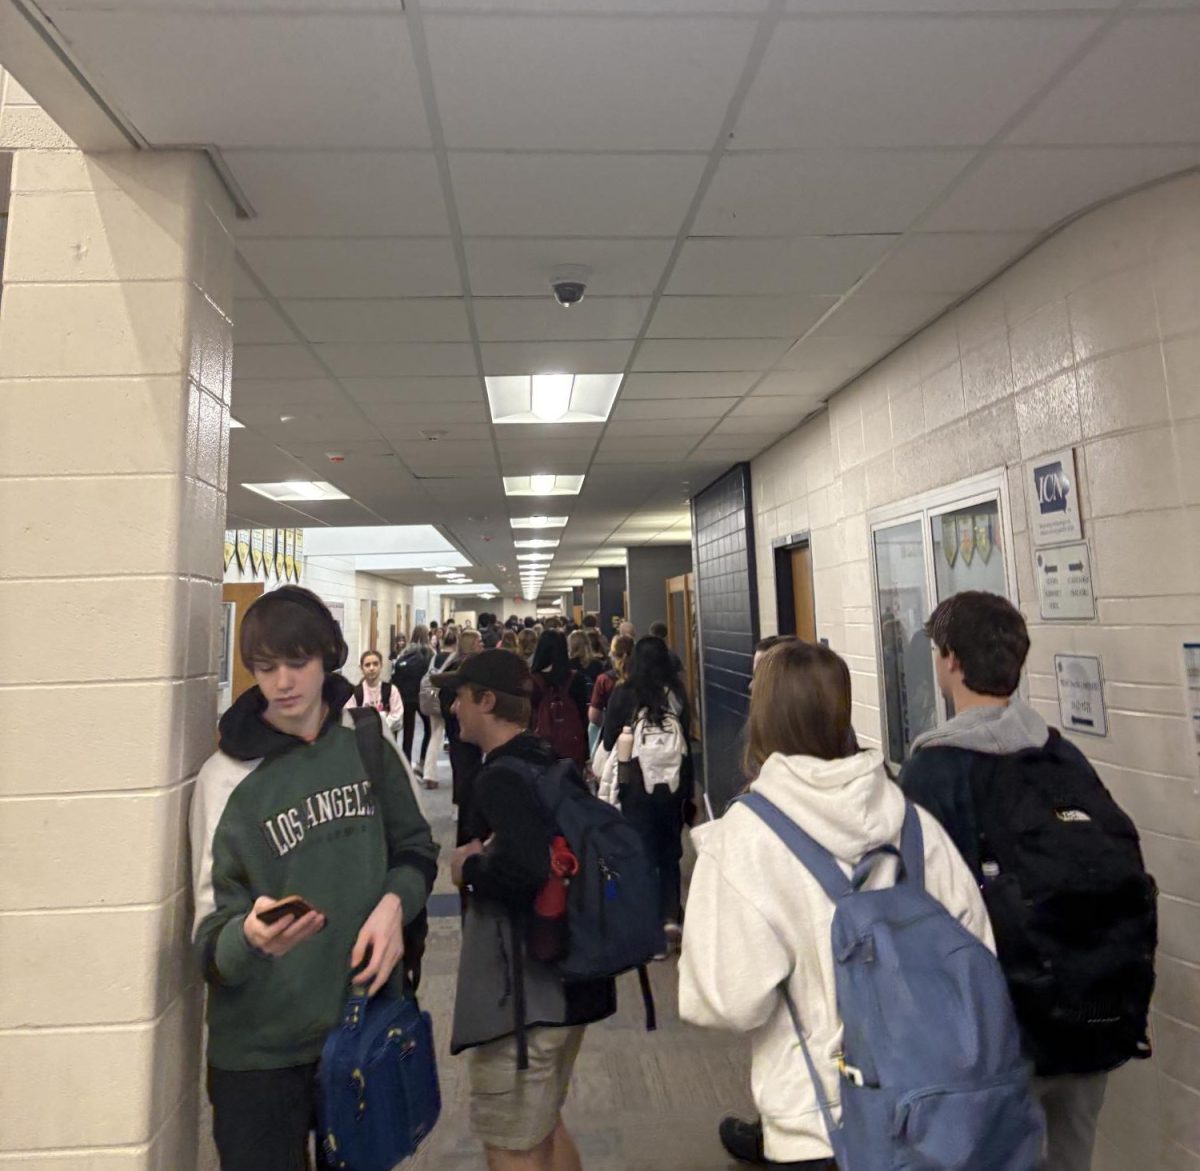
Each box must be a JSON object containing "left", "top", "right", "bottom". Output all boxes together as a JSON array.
[{"left": 190, "top": 586, "right": 438, "bottom": 1171}]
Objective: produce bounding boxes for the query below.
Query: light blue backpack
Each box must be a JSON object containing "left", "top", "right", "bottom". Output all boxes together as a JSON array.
[{"left": 740, "top": 793, "right": 1044, "bottom": 1171}]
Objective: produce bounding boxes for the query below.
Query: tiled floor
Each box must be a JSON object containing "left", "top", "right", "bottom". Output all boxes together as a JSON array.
[{"left": 409, "top": 761, "right": 755, "bottom": 1171}]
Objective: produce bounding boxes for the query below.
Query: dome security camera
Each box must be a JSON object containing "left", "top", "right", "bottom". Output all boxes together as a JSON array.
[{"left": 550, "top": 265, "right": 591, "bottom": 309}]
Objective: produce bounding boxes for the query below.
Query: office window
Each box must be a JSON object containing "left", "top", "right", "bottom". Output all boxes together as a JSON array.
[{"left": 870, "top": 473, "right": 1017, "bottom": 767}]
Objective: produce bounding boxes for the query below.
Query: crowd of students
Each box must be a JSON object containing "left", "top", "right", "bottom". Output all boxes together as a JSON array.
[{"left": 191, "top": 586, "right": 1155, "bottom": 1171}]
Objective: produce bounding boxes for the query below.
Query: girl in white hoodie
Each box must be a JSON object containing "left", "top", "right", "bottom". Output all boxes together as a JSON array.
[{"left": 678, "top": 640, "right": 992, "bottom": 1168}]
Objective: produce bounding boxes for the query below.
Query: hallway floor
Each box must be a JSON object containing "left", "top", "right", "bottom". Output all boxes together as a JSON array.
[{"left": 408, "top": 759, "right": 755, "bottom": 1171}]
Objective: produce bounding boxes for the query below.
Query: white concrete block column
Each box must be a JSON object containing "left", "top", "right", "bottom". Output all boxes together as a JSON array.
[{"left": 0, "top": 146, "right": 235, "bottom": 1169}]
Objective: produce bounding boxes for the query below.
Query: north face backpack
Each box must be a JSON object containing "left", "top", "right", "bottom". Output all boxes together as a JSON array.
[
  {"left": 969, "top": 730, "right": 1157, "bottom": 1076},
  {"left": 532, "top": 674, "right": 588, "bottom": 764},
  {"left": 631, "top": 707, "right": 688, "bottom": 794},
  {"left": 741, "top": 792, "right": 1043, "bottom": 1171}
]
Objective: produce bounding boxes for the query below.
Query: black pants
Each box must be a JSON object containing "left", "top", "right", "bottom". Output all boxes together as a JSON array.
[
  {"left": 449, "top": 737, "right": 484, "bottom": 846},
  {"left": 621, "top": 781, "right": 685, "bottom": 924},
  {"left": 400, "top": 702, "right": 430, "bottom": 764},
  {"left": 207, "top": 1063, "right": 328, "bottom": 1171}
]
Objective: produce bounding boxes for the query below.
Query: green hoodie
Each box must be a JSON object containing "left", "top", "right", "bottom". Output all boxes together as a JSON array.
[{"left": 190, "top": 675, "right": 438, "bottom": 1071}]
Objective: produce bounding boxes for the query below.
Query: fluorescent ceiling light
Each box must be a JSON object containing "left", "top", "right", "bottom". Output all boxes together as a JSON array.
[
  {"left": 230, "top": 417, "right": 245, "bottom": 429},
  {"left": 503, "top": 475, "right": 585, "bottom": 497},
  {"left": 486, "top": 374, "right": 622, "bottom": 425},
  {"left": 517, "top": 553, "right": 554, "bottom": 562},
  {"left": 242, "top": 480, "right": 349, "bottom": 503},
  {"left": 514, "top": 538, "right": 560, "bottom": 549},
  {"left": 510, "top": 515, "right": 568, "bottom": 529}
]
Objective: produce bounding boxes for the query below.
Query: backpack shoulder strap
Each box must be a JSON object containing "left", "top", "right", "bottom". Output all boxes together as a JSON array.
[
  {"left": 347, "top": 706, "right": 386, "bottom": 783},
  {"left": 380, "top": 681, "right": 392, "bottom": 706},
  {"left": 738, "top": 792, "right": 850, "bottom": 902},
  {"left": 352, "top": 682, "right": 365, "bottom": 706},
  {"left": 899, "top": 801, "right": 925, "bottom": 891}
]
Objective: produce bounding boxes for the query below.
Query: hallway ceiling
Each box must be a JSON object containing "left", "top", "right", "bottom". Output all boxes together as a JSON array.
[{"left": 22, "top": 0, "right": 1200, "bottom": 600}]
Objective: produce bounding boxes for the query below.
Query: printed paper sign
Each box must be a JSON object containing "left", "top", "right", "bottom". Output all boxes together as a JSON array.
[
  {"left": 1029, "top": 448, "right": 1083, "bottom": 547},
  {"left": 1036, "top": 542, "right": 1096, "bottom": 621},
  {"left": 1055, "top": 654, "right": 1107, "bottom": 737}
]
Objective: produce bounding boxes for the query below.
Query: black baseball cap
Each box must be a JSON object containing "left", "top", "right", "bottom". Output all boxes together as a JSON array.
[{"left": 429, "top": 649, "right": 533, "bottom": 697}]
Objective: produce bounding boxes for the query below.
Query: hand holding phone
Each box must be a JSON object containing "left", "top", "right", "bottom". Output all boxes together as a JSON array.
[{"left": 244, "top": 895, "right": 325, "bottom": 957}]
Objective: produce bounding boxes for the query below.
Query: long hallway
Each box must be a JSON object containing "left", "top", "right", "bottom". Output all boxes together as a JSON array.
[{"left": 409, "top": 772, "right": 754, "bottom": 1171}]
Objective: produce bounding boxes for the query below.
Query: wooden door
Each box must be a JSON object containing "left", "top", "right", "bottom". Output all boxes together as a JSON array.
[
  {"left": 222, "top": 582, "right": 265, "bottom": 703},
  {"left": 369, "top": 602, "right": 379, "bottom": 652},
  {"left": 790, "top": 545, "right": 817, "bottom": 642},
  {"left": 666, "top": 573, "right": 701, "bottom": 738}
]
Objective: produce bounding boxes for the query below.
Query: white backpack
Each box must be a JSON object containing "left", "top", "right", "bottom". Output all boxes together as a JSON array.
[{"left": 594, "top": 706, "right": 688, "bottom": 804}]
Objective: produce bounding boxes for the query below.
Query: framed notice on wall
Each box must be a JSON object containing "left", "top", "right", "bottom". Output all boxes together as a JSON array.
[
  {"left": 284, "top": 530, "right": 296, "bottom": 581},
  {"left": 1028, "top": 448, "right": 1083, "bottom": 548},
  {"left": 274, "top": 529, "right": 286, "bottom": 579},
  {"left": 250, "top": 529, "right": 265, "bottom": 575}
]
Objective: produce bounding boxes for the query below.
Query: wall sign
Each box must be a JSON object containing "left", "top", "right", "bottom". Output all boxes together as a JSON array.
[
  {"left": 1055, "top": 654, "right": 1107, "bottom": 737},
  {"left": 1035, "top": 542, "right": 1096, "bottom": 621},
  {"left": 1184, "top": 643, "right": 1200, "bottom": 762},
  {"left": 1028, "top": 447, "right": 1083, "bottom": 548}
]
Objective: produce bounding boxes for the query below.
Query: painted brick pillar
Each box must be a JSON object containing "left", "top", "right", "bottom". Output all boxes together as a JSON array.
[{"left": 0, "top": 146, "right": 234, "bottom": 1169}]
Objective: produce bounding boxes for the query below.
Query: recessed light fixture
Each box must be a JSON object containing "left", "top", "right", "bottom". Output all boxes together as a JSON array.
[
  {"left": 517, "top": 553, "right": 553, "bottom": 562},
  {"left": 510, "top": 515, "right": 568, "bottom": 529},
  {"left": 485, "top": 374, "right": 622, "bottom": 425},
  {"left": 513, "top": 538, "right": 560, "bottom": 549},
  {"left": 502, "top": 475, "right": 585, "bottom": 497},
  {"left": 242, "top": 480, "right": 349, "bottom": 503}
]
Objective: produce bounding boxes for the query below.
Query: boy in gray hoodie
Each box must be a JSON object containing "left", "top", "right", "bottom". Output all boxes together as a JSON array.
[{"left": 901, "top": 591, "right": 1117, "bottom": 1171}]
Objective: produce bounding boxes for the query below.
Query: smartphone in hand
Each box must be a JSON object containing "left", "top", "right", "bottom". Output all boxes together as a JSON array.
[{"left": 257, "top": 896, "right": 318, "bottom": 926}]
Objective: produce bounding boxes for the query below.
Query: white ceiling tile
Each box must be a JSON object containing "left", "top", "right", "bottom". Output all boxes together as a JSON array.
[
  {"left": 314, "top": 343, "right": 478, "bottom": 378},
  {"left": 709, "top": 417, "right": 795, "bottom": 437},
  {"left": 282, "top": 300, "right": 470, "bottom": 344},
  {"left": 787, "top": 0, "right": 1119, "bottom": 8},
  {"left": 464, "top": 239, "right": 673, "bottom": 297},
  {"left": 807, "top": 292, "right": 955, "bottom": 338},
  {"left": 249, "top": 414, "right": 379, "bottom": 444},
  {"left": 474, "top": 298, "right": 649, "bottom": 343},
  {"left": 451, "top": 153, "right": 706, "bottom": 236},
  {"left": 774, "top": 335, "right": 901, "bottom": 370},
  {"left": 604, "top": 418, "right": 714, "bottom": 438},
  {"left": 343, "top": 377, "right": 484, "bottom": 405},
  {"left": 734, "top": 15, "right": 1102, "bottom": 148},
  {"left": 751, "top": 371, "right": 835, "bottom": 400},
  {"left": 668, "top": 235, "right": 897, "bottom": 295},
  {"left": 1010, "top": 15, "right": 1200, "bottom": 145},
  {"left": 384, "top": 422, "right": 493, "bottom": 443},
  {"left": 427, "top": 14, "right": 755, "bottom": 151},
  {"left": 231, "top": 378, "right": 344, "bottom": 410},
  {"left": 695, "top": 150, "right": 975, "bottom": 236},
  {"left": 480, "top": 341, "right": 634, "bottom": 376},
  {"left": 234, "top": 300, "right": 297, "bottom": 344},
  {"left": 234, "top": 264, "right": 263, "bottom": 300},
  {"left": 419, "top": 1, "right": 771, "bottom": 15},
  {"left": 729, "top": 396, "right": 818, "bottom": 418},
  {"left": 612, "top": 396, "right": 740, "bottom": 420},
  {"left": 621, "top": 372, "right": 759, "bottom": 398},
  {"left": 238, "top": 239, "right": 461, "bottom": 299},
  {"left": 865, "top": 232, "right": 1037, "bottom": 293},
  {"left": 49, "top": 11, "right": 431, "bottom": 148},
  {"left": 233, "top": 343, "right": 327, "bottom": 380},
  {"left": 925, "top": 146, "right": 1200, "bottom": 232},
  {"left": 633, "top": 338, "right": 792, "bottom": 372},
  {"left": 646, "top": 294, "right": 836, "bottom": 339},
  {"left": 229, "top": 150, "right": 448, "bottom": 237},
  {"left": 493, "top": 422, "right": 605, "bottom": 445},
  {"left": 365, "top": 401, "right": 488, "bottom": 427}
]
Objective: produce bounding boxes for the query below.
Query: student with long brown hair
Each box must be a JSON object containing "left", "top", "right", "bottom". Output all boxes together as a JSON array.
[{"left": 678, "top": 640, "right": 991, "bottom": 1169}]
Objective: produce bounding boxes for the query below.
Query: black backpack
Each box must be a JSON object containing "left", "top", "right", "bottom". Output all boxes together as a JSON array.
[{"left": 970, "top": 730, "right": 1157, "bottom": 1076}]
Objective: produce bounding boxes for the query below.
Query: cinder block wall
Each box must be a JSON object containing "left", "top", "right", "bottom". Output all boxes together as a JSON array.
[{"left": 751, "top": 171, "right": 1200, "bottom": 1170}]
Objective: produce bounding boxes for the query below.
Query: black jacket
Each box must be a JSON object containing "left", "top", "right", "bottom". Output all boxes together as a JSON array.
[
  {"left": 390, "top": 644, "right": 433, "bottom": 699},
  {"left": 458, "top": 732, "right": 616, "bottom": 1033}
]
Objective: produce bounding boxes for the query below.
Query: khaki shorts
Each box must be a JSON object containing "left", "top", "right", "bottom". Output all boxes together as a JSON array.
[{"left": 468, "top": 1025, "right": 586, "bottom": 1151}]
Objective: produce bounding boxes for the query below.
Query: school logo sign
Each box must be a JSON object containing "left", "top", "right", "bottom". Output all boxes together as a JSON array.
[
  {"left": 1028, "top": 447, "right": 1082, "bottom": 547},
  {"left": 1035, "top": 460, "right": 1071, "bottom": 515}
]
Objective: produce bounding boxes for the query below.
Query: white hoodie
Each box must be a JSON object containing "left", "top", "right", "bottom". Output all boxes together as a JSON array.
[{"left": 678, "top": 749, "right": 992, "bottom": 1165}]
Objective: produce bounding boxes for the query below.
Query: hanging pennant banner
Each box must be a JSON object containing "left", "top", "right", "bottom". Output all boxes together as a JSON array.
[
  {"left": 974, "top": 513, "right": 993, "bottom": 565},
  {"left": 957, "top": 515, "right": 975, "bottom": 566},
  {"left": 285, "top": 529, "right": 296, "bottom": 582},
  {"left": 294, "top": 529, "right": 304, "bottom": 582},
  {"left": 250, "top": 529, "right": 265, "bottom": 575},
  {"left": 274, "top": 528, "right": 286, "bottom": 579},
  {"left": 263, "top": 530, "right": 275, "bottom": 579},
  {"left": 941, "top": 516, "right": 958, "bottom": 567},
  {"left": 224, "top": 530, "right": 235, "bottom": 571},
  {"left": 236, "top": 529, "right": 251, "bottom": 573}
]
